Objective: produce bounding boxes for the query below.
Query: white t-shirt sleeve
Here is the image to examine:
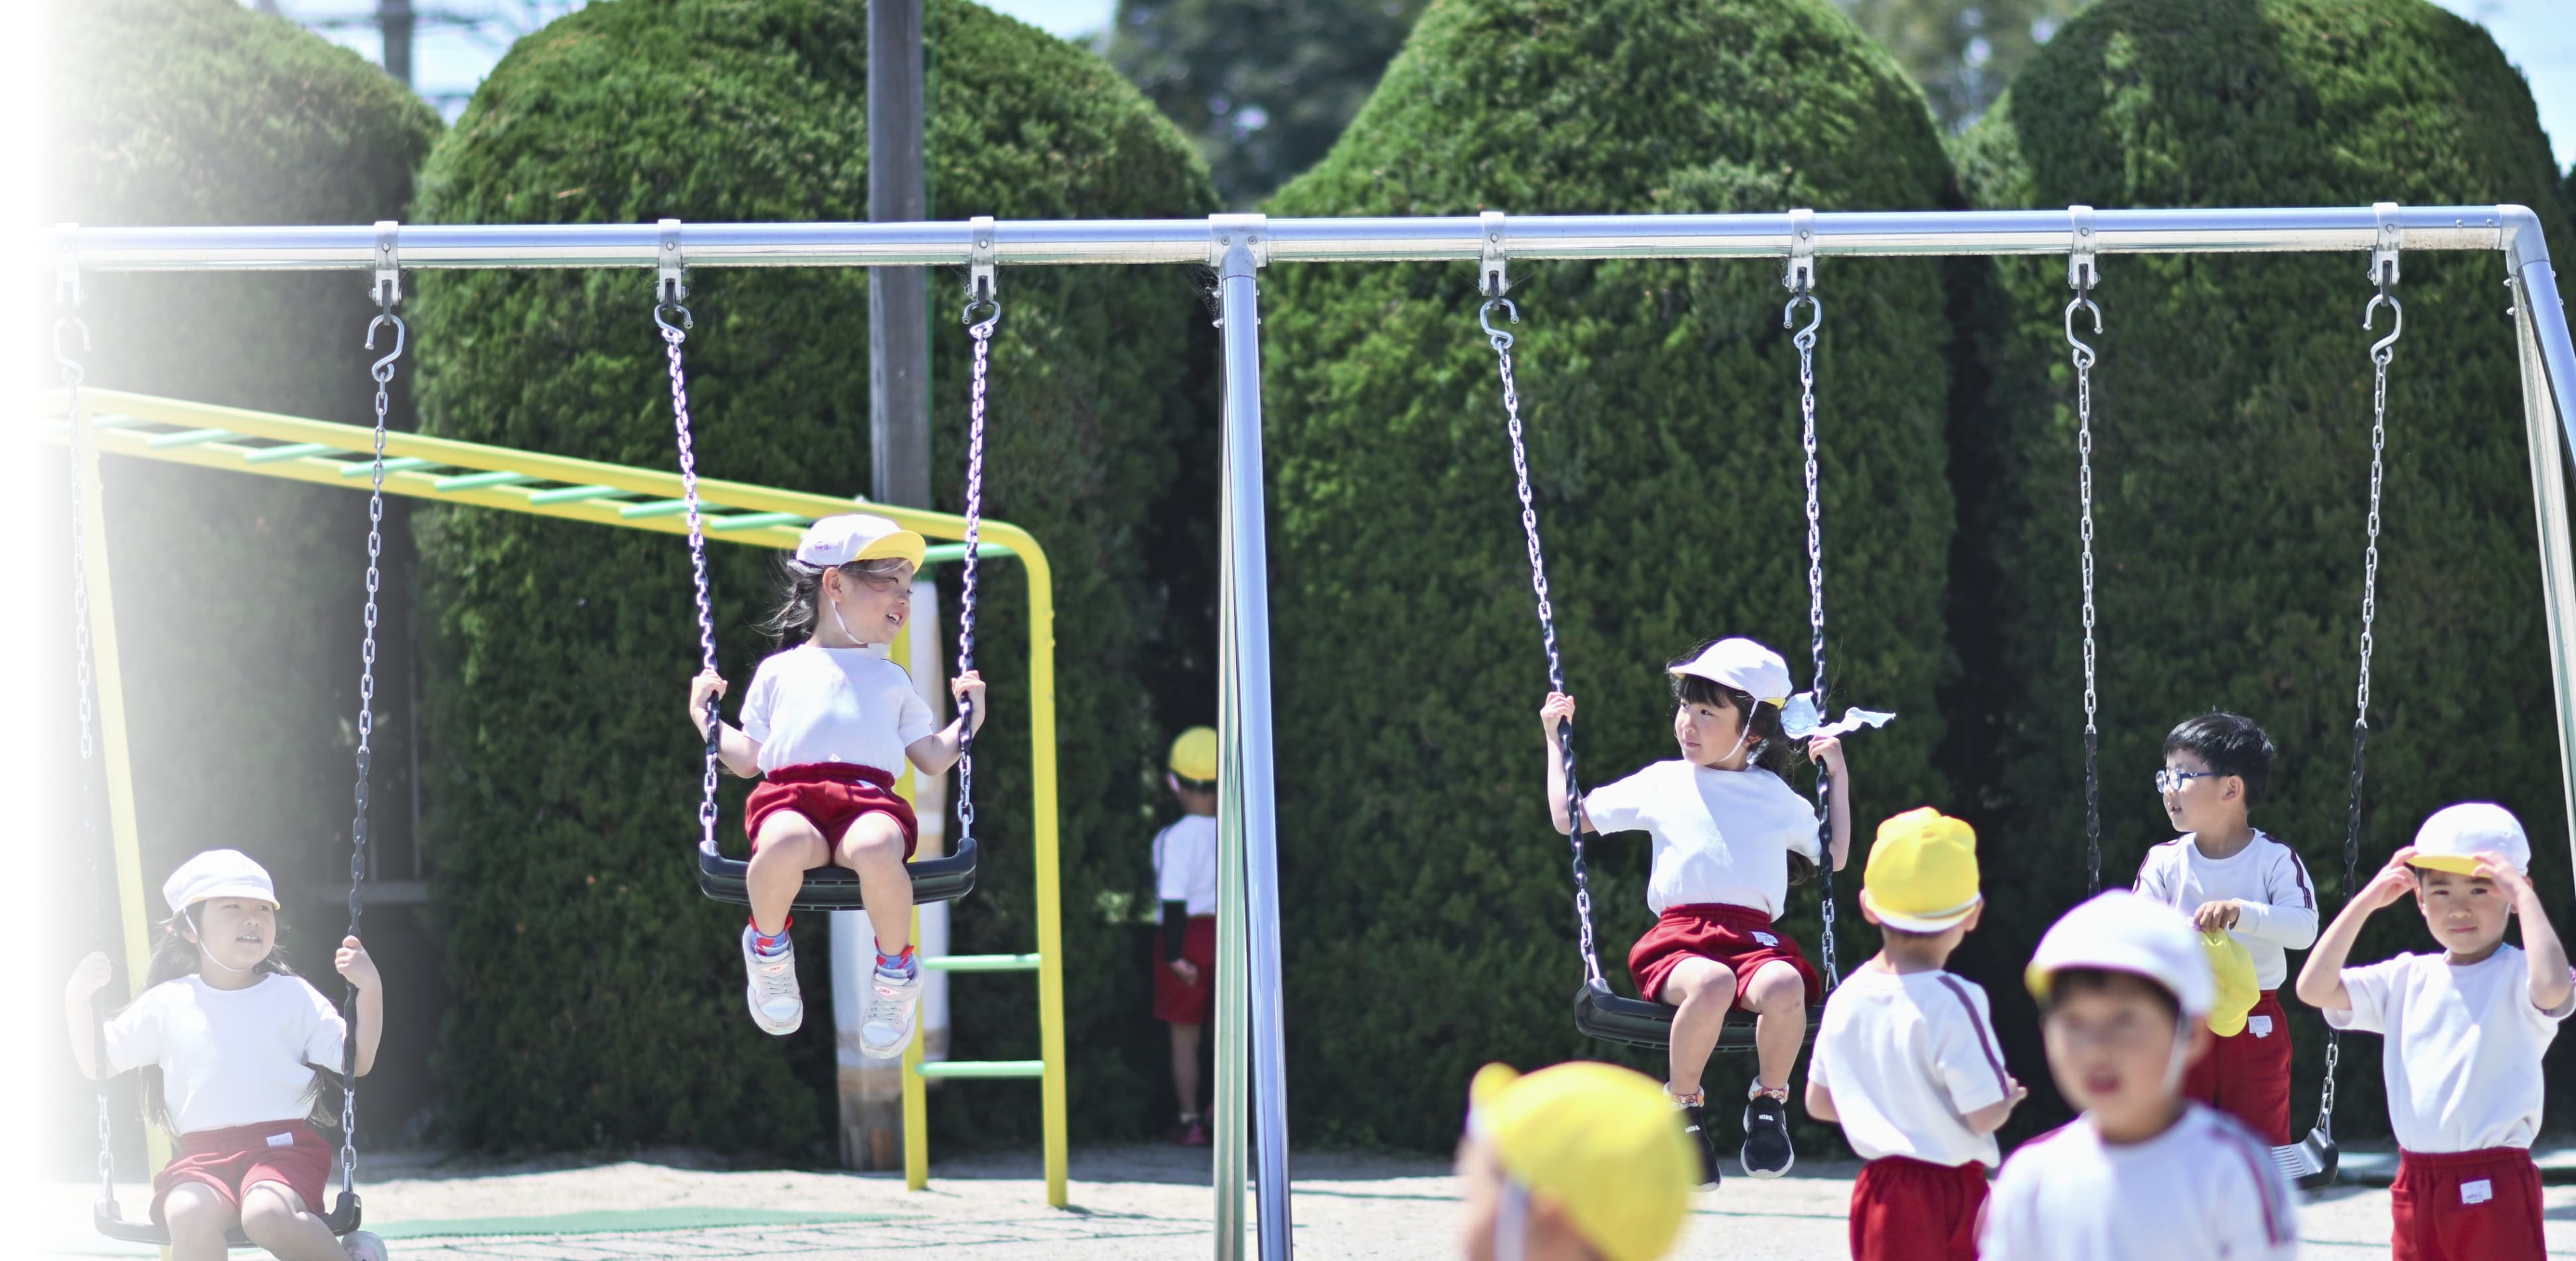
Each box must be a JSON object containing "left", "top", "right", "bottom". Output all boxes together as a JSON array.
[
  {"left": 1767, "top": 773, "right": 1821, "bottom": 863},
  {"left": 1932, "top": 980, "right": 2011, "bottom": 1114},
  {"left": 896, "top": 678, "right": 937, "bottom": 747},
  {"left": 299, "top": 978, "right": 348, "bottom": 1069},
  {"left": 100, "top": 984, "right": 169, "bottom": 1075},
  {"left": 2526, "top": 964, "right": 2576, "bottom": 1033},
  {"left": 2233, "top": 848, "right": 2320, "bottom": 949},
  {"left": 2134, "top": 845, "right": 2174, "bottom": 904},
  {"left": 739, "top": 656, "right": 779, "bottom": 745},
  {"left": 1579, "top": 769, "right": 1652, "bottom": 836},
  {"left": 1153, "top": 825, "right": 1188, "bottom": 903},
  {"left": 2327, "top": 955, "right": 2404, "bottom": 1033}
]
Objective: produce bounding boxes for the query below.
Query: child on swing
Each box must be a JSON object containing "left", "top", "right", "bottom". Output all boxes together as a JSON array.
[
  {"left": 62, "top": 850, "right": 386, "bottom": 1261},
  {"left": 2296, "top": 803, "right": 2573, "bottom": 1261},
  {"left": 688, "top": 514, "right": 985, "bottom": 1050},
  {"left": 1541, "top": 636, "right": 1852, "bottom": 1185}
]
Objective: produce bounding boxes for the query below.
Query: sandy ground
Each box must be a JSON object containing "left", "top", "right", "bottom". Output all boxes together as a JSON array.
[{"left": 37, "top": 1144, "right": 2576, "bottom": 1258}]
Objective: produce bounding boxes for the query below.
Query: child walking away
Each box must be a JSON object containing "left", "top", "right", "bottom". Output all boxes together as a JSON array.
[
  {"left": 1542, "top": 636, "right": 1856, "bottom": 1184},
  {"left": 2135, "top": 711, "right": 2318, "bottom": 1145},
  {"left": 2294, "top": 803, "right": 2573, "bottom": 1261},
  {"left": 1152, "top": 725, "right": 1220, "bottom": 1146},
  {"left": 62, "top": 851, "right": 387, "bottom": 1261},
  {"left": 1807, "top": 808, "right": 2024, "bottom": 1261},
  {"left": 1981, "top": 891, "right": 2298, "bottom": 1261},
  {"left": 688, "top": 515, "right": 987, "bottom": 1050},
  {"left": 1455, "top": 1061, "right": 1696, "bottom": 1261}
]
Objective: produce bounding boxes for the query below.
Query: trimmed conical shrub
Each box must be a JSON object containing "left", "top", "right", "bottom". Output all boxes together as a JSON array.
[
  {"left": 1954, "top": 0, "right": 2576, "bottom": 1138},
  {"left": 410, "top": 0, "right": 1216, "bottom": 1150},
  {"left": 1263, "top": 0, "right": 1960, "bottom": 1147}
]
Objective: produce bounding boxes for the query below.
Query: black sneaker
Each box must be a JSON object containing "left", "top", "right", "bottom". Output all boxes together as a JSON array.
[
  {"left": 1678, "top": 1101, "right": 1724, "bottom": 1188},
  {"left": 1741, "top": 1088, "right": 1795, "bottom": 1179}
]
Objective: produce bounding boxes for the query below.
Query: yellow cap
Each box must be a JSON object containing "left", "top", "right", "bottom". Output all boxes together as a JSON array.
[
  {"left": 1858, "top": 807, "right": 1982, "bottom": 932},
  {"left": 2200, "top": 930, "right": 2259, "bottom": 1037},
  {"left": 1168, "top": 727, "right": 1219, "bottom": 783},
  {"left": 1467, "top": 1063, "right": 1694, "bottom": 1261}
]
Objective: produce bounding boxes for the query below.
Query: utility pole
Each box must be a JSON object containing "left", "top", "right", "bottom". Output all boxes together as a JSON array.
[
  {"left": 833, "top": 0, "right": 931, "bottom": 1174},
  {"left": 377, "top": 0, "right": 415, "bottom": 88}
]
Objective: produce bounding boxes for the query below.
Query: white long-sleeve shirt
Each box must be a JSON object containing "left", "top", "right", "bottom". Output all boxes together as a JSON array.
[{"left": 2134, "top": 830, "right": 2318, "bottom": 990}]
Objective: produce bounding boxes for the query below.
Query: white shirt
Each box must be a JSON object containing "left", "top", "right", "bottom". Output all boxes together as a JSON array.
[
  {"left": 1980, "top": 1104, "right": 2299, "bottom": 1261},
  {"left": 740, "top": 643, "right": 937, "bottom": 775},
  {"left": 1581, "top": 760, "right": 1819, "bottom": 917},
  {"left": 1154, "top": 815, "right": 1219, "bottom": 919},
  {"left": 1808, "top": 967, "right": 2011, "bottom": 1167},
  {"left": 104, "top": 974, "right": 346, "bottom": 1135},
  {"left": 2326, "top": 945, "right": 2575, "bottom": 1152},
  {"left": 2134, "top": 831, "right": 2320, "bottom": 990}
]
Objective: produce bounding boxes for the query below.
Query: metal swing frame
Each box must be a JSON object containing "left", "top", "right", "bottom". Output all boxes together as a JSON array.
[{"left": 49, "top": 203, "right": 2576, "bottom": 1260}]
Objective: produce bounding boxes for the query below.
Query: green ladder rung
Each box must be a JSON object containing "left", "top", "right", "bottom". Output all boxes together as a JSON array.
[
  {"left": 243, "top": 442, "right": 339, "bottom": 465},
  {"left": 617, "top": 498, "right": 697, "bottom": 519},
  {"left": 922, "top": 542, "right": 1020, "bottom": 563},
  {"left": 920, "top": 953, "right": 1041, "bottom": 973},
  {"left": 708, "top": 511, "right": 809, "bottom": 533},
  {"left": 528, "top": 484, "right": 632, "bottom": 505},
  {"left": 438, "top": 470, "right": 539, "bottom": 491},
  {"left": 915, "top": 1060, "right": 1046, "bottom": 1080},
  {"left": 340, "top": 456, "right": 439, "bottom": 477},
  {"left": 146, "top": 427, "right": 238, "bottom": 449}
]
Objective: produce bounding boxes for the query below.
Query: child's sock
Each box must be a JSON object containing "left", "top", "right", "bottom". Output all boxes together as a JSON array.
[
  {"left": 876, "top": 943, "right": 918, "bottom": 978},
  {"left": 750, "top": 921, "right": 792, "bottom": 956}
]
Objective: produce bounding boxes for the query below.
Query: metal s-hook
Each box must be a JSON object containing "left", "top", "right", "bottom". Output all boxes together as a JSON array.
[
  {"left": 365, "top": 310, "right": 408, "bottom": 381},
  {"left": 2365, "top": 287, "right": 2403, "bottom": 361},
  {"left": 964, "top": 215, "right": 999, "bottom": 326},
  {"left": 2065, "top": 204, "right": 2103, "bottom": 367},
  {"left": 2366, "top": 202, "right": 2403, "bottom": 362},
  {"left": 1783, "top": 290, "right": 1822, "bottom": 345},
  {"left": 2064, "top": 292, "right": 2102, "bottom": 366},
  {"left": 1479, "top": 296, "right": 1519, "bottom": 347},
  {"left": 655, "top": 218, "right": 694, "bottom": 336},
  {"left": 52, "top": 311, "right": 92, "bottom": 368}
]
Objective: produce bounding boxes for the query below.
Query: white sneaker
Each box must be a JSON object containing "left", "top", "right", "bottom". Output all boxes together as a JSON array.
[
  {"left": 858, "top": 960, "right": 924, "bottom": 1058},
  {"left": 343, "top": 1230, "right": 389, "bottom": 1261},
  {"left": 740, "top": 926, "right": 803, "bottom": 1035}
]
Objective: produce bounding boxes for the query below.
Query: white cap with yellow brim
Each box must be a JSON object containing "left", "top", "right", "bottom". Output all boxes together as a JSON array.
[
  {"left": 2024, "top": 889, "right": 2215, "bottom": 1019},
  {"left": 1666, "top": 637, "right": 1793, "bottom": 706},
  {"left": 2407, "top": 802, "right": 2530, "bottom": 877},
  {"left": 795, "top": 513, "right": 926, "bottom": 571}
]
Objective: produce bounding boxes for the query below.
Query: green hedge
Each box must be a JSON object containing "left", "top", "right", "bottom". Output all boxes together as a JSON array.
[
  {"left": 1952, "top": 0, "right": 2576, "bottom": 1138},
  {"left": 42, "top": 0, "right": 440, "bottom": 1161},
  {"left": 1263, "top": 0, "right": 1960, "bottom": 1149},
  {"left": 409, "top": 0, "right": 1216, "bottom": 1151}
]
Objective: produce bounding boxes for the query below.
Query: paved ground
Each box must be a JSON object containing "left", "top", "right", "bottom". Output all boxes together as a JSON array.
[{"left": 38, "top": 1145, "right": 2576, "bottom": 1258}]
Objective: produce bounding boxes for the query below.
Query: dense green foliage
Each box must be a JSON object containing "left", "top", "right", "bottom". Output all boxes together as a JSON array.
[
  {"left": 1836, "top": 0, "right": 2093, "bottom": 131},
  {"left": 408, "top": 0, "right": 1216, "bottom": 1151},
  {"left": 42, "top": 0, "right": 440, "bottom": 1159},
  {"left": 1263, "top": 0, "right": 1961, "bottom": 1148},
  {"left": 1953, "top": 0, "right": 2576, "bottom": 1138},
  {"left": 1110, "top": 0, "right": 1433, "bottom": 206}
]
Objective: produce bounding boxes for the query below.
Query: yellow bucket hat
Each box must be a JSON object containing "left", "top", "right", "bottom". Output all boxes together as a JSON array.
[
  {"left": 1468, "top": 1062, "right": 1694, "bottom": 1261},
  {"left": 2201, "top": 930, "right": 2260, "bottom": 1037},
  {"left": 1168, "top": 726, "right": 1219, "bottom": 783},
  {"left": 1858, "top": 807, "right": 1982, "bottom": 932}
]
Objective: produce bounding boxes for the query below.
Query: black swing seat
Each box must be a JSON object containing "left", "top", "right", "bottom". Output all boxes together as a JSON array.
[
  {"left": 696, "top": 834, "right": 979, "bottom": 911},
  {"left": 2273, "top": 1126, "right": 2340, "bottom": 1190},
  {"left": 1572, "top": 979, "right": 1823, "bottom": 1053},
  {"left": 97, "top": 1190, "right": 361, "bottom": 1246}
]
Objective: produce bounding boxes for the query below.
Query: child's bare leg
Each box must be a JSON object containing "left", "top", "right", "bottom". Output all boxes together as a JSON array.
[
  {"left": 748, "top": 812, "right": 830, "bottom": 934},
  {"left": 1659, "top": 956, "right": 1739, "bottom": 1098},
  {"left": 161, "top": 1183, "right": 236, "bottom": 1261},
  {"left": 836, "top": 813, "right": 913, "bottom": 956},
  {"left": 1169, "top": 1021, "right": 1204, "bottom": 1116},
  {"left": 1743, "top": 961, "right": 1809, "bottom": 1093},
  {"left": 238, "top": 1182, "right": 345, "bottom": 1261}
]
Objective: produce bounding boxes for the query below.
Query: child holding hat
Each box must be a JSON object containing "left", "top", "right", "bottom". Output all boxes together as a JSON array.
[
  {"left": 1151, "top": 725, "right": 1220, "bottom": 1145},
  {"left": 1455, "top": 1061, "right": 1696, "bottom": 1261},
  {"left": 1981, "top": 891, "right": 2299, "bottom": 1260},
  {"left": 2294, "top": 802, "right": 2572, "bottom": 1260},
  {"left": 1806, "top": 808, "right": 2024, "bottom": 1261},
  {"left": 1540, "top": 636, "right": 1857, "bottom": 1182},
  {"left": 688, "top": 514, "right": 988, "bottom": 1050}
]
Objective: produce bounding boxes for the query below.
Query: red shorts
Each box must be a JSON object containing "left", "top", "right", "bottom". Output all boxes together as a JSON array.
[
  {"left": 1153, "top": 915, "right": 1218, "bottom": 1024},
  {"left": 151, "top": 1121, "right": 331, "bottom": 1224},
  {"left": 2181, "top": 989, "right": 2293, "bottom": 1145},
  {"left": 1849, "top": 1156, "right": 1987, "bottom": 1261},
  {"left": 746, "top": 762, "right": 919, "bottom": 859},
  {"left": 1628, "top": 903, "right": 1823, "bottom": 1009},
  {"left": 2391, "top": 1147, "right": 2545, "bottom": 1261}
]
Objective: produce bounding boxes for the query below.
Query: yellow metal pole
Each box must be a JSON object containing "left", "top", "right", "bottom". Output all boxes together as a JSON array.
[
  {"left": 1023, "top": 544, "right": 1068, "bottom": 1210},
  {"left": 902, "top": 901, "right": 929, "bottom": 1190}
]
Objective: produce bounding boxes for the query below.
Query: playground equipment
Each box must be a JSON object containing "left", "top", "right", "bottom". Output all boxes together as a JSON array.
[{"left": 46, "top": 204, "right": 2576, "bottom": 1261}]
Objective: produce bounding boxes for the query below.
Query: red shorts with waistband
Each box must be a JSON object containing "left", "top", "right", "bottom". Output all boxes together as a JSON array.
[
  {"left": 2391, "top": 1147, "right": 2545, "bottom": 1261},
  {"left": 1152, "top": 915, "right": 1218, "bottom": 1023},
  {"left": 1849, "top": 1155, "right": 1987, "bottom": 1261},
  {"left": 1627, "top": 903, "right": 1823, "bottom": 1009},
  {"left": 2182, "top": 989, "right": 2294, "bottom": 1145},
  {"left": 151, "top": 1121, "right": 332, "bottom": 1223},
  {"left": 746, "top": 762, "right": 919, "bottom": 859}
]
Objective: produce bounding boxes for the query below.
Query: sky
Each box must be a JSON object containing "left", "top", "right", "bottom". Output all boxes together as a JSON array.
[{"left": 268, "top": 0, "right": 2573, "bottom": 170}]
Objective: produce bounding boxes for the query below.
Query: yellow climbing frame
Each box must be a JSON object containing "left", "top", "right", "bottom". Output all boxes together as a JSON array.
[{"left": 44, "top": 387, "right": 1070, "bottom": 1209}]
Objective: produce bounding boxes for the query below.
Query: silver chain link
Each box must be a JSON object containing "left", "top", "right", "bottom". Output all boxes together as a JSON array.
[
  {"left": 2067, "top": 281, "right": 2104, "bottom": 896},
  {"left": 58, "top": 291, "right": 114, "bottom": 1199},
  {"left": 955, "top": 291, "right": 999, "bottom": 844},
  {"left": 345, "top": 295, "right": 402, "bottom": 1194},
  {"left": 1788, "top": 287, "right": 1839, "bottom": 991},
  {"left": 658, "top": 298, "right": 720, "bottom": 846}
]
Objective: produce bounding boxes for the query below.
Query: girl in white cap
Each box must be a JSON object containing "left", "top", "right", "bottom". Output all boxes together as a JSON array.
[
  {"left": 2294, "top": 802, "right": 2571, "bottom": 1261},
  {"left": 687, "top": 514, "right": 985, "bottom": 1051},
  {"left": 1980, "top": 890, "right": 2298, "bottom": 1260},
  {"left": 1540, "top": 635, "right": 1856, "bottom": 1183},
  {"left": 61, "top": 850, "right": 385, "bottom": 1261}
]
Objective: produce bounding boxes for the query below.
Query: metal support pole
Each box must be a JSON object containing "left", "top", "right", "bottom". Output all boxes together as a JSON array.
[
  {"left": 1211, "top": 213, "right": 1292, "bottom": 1259},
  {"left": 376, "top": 0, "right": 414, "bottom": 88},
  {"left": 2511, "top": 246, "right": 2576, "bottom": 882}
]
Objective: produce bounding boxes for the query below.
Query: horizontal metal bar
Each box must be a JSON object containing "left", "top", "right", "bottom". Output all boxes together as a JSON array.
[
  {"left": 920, "top": 953, "right": 1042, "bottom": 973},
  {"left": 526, "top": 484, "right": 630, "bottom": 505},
  {"left": 143, "top": 427, "right": 236, "bottom": 449},
  {"left": 921, "top": 542, "right": 1019, "bottom": 565},
  {"left": 705, "top": 510, "right": 808, "bottom": 532},
  {"left": 242, "top": 441, "right": 338, "bottom": 464},
  {"left": 339, "top": 455, "right": 438, "bottom": 477},
  {"left": 914, "top": 1059, "right": 1048, "bottom": 1080},
  {"left": 58, "top": 206, "right": 2528, "bottom": 272},
  {"left": 436, "top": 470, "right": 538, "bottom": 491}
]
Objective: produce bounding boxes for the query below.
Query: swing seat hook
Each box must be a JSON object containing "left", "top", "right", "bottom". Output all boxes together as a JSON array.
[{"left": 1479, "top": 296, "right": 1519, "bottom": 345}]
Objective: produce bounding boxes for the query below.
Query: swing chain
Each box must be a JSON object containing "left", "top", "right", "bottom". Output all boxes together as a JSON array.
[
  {"left": 1784, "top": 271, "right": 1839, "bottom": 991},
  {"left": 654, "top": 236, "right": 719, "bottom": 846},
  {"left": 2066, "top": 208, "right": 2105, "bottom": 897},
  {"left": 347, "top": 228, "right": 404, "bottom": 1191},
  {"left": 56, "top": 238, "right": 116, "bottom": 1199},
  {"left": 955, "top": 284, "right": 999, "bottom": 843},
  {"left": 1485, "top": 294, "right": 1603, "bottom": 988}
]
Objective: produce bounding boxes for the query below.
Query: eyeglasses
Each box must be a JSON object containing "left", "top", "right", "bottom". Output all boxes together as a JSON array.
[{"left": 2152, "top": 768, "right": 2217, "bottom": 794}]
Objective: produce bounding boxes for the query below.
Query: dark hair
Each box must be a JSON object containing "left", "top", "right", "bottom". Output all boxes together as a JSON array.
[
  {"left": 2041, "top": 966, "right": 2182, "bottom": 1023},
  {"left": 2162, "top": 711, "right": 2275, "bottom": 806},
  {"left": 121, "top": 905, "right": 341, "bottom": 1135},
  {"left": 1168, "top": 773, "right": 1217, "bottom": 796},
  {"left": 1667, "top": 641, "right": 1818, "bottom": 883},
  {"left": 760, "top": 556, "right": 913, "bottom": 648}
]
